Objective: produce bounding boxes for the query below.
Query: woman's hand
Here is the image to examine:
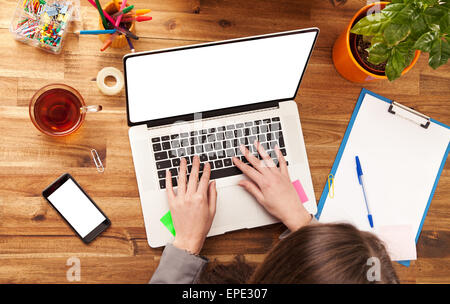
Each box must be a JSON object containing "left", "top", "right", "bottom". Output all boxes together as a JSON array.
[
  {"left": 166, "top": 156, "right": 217, "bottom": 255},
  {"left": 233, "top": 142, "right": 311, "bottom": 232}
]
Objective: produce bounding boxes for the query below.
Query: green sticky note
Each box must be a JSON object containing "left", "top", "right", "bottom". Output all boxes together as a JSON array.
[{"left": 160, "top": 211, "right": 176, "bottom": 236}]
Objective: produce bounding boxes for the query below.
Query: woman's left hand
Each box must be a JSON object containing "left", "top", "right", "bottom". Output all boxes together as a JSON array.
[{"left": 166, "top": 156, "right": 217, "bottom": 255}]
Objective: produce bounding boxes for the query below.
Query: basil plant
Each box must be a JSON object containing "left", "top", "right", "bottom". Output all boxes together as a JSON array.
[{"left": 351, "top": 0, "right": 449, "bottom": 80}]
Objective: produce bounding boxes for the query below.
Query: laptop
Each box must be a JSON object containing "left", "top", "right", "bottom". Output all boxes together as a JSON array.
[{"left": 123, "top": 28, "right": 319, "bottom": 248}]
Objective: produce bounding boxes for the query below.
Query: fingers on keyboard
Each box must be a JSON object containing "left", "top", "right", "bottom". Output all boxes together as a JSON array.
[{"left": 155, "top": 117, "right": 287, "bottom": 189}]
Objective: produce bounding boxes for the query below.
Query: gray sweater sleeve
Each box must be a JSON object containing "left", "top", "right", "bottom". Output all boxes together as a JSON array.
[
  {"left": 150, "top": 215, "right": 317, "bottom": 283},
  {"left": 149, "top": 243, "right": 209, "bottom": 284}
]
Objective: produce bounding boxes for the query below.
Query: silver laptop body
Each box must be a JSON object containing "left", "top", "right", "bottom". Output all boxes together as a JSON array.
[{"left": 123, "top": 28, "right": 319, "bottom": 247}]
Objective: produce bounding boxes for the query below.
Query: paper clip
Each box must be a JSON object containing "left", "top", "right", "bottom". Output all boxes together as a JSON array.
[
  {"left": 327, "top": 174, "right": 334, "bottom": 198},
  {"left": 91, "top": 149, "right": 104, "bottom": 173}
]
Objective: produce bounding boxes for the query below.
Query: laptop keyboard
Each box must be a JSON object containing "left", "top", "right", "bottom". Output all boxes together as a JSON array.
[{"left": 151, "top": 117, "right": 287, "bottom": 189}]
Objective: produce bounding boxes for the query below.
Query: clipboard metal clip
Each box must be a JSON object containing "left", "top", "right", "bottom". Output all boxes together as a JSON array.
[{"left": 388, "top": 101, "right": 431, "bottom": 129}]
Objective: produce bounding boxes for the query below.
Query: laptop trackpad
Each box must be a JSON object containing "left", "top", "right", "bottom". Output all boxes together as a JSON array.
[
  {"left": 146, "top": 183, "right": 278, "bottom": 243},
  {"left": 207, "top": 184, "right": 278, "bottom": 236}
]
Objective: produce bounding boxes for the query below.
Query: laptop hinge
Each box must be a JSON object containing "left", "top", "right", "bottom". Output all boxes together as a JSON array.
[{"left": 145, "top": 100, "right": 280, "bottom": 129}]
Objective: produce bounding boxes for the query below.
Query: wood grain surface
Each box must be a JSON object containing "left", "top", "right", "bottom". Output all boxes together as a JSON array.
[{"left": 0, "top": 0, "right": 448, "bottom": 283}]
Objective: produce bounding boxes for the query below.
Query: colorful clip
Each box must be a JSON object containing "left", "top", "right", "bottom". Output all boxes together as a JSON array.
[
  {"left": 328, "top": 174, "right": 334, "bottom": 198},
  {"left": 91, "top": 149, "right": 105, "bottom": 173}
]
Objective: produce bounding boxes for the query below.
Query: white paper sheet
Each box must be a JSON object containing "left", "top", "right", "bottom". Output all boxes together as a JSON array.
[{"left": 376, "top": 225, "right": 417, "bottom": 261}]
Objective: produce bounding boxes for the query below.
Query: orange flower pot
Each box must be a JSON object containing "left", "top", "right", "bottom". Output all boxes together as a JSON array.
[
  {"left": 332, "top": 1, "right": 420, "bottom": 83},
  {"left": 98, "top": 1, "right": 136, "bottom": 49}
]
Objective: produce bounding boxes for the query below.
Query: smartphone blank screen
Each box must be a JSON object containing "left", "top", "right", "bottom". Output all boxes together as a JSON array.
[{"left": 47, "top": 179, "right": 106, "bottom": 238}]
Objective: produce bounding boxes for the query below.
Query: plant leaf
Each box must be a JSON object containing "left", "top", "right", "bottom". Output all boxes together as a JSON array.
[
  {"left": 442, "top": 0, "right": 450, "bottom": 9},
  {"left": 410, "top": 14, "right": 429, "bottom": 40},
  {"left": 382, "top": 3, "right": 406, "bottom": 19},
  {"left": 391, "top": 4, "right": 417, "bottom": 24},
  {"left": 350, "top": 13, "right": 389, "bottom": 36},
  {"left": 383, "top": 23, "right": 411, "bottom": 46},
  {"left": 371, "top": 35, "right": 386, "bottom": 45},
  {"left": 414, "top": 31, "right": 438, "bottom": 52},
  {"left": 385, "top": 46, "right": 408, "bottom": 81},
  {"left": 421, "top": 0, "right": 439, "bottom": 5},
  {"left": 439, "top": 10, "right": 450, "bottom": 34},
  {"left": 384, "top": 39, "right": 418, "bottom": 81},
  {"left": 397, "top": 39, "right": 416, "bottom": 67},
  {"left": 429, "top": 37, "right": 450, "bottom": 69},
  {"left": 367, "top": 43, "right": 390, "bottom": 64},
  {"left": 424, "top": 6, "right": 446, "bottom": 31}
]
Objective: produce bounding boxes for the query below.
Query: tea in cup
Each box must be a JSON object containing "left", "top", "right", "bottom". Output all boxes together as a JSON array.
[{"left": 29, "top": 84, "right": 101, "bottom": 136}]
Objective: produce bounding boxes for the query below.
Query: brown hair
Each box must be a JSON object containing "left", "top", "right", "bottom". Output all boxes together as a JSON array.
[{"left": 199, "top": 223, "right": 399, "bottom": 284}]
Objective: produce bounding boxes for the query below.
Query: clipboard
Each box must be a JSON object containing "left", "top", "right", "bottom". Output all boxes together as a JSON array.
[{"left": 316, "top": 88, "right": 450, "bottom": 266}]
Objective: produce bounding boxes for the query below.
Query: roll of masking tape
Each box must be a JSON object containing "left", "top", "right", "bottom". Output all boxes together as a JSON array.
[{"left": 96, "top": 67, "right": 124, "bottom": 96}]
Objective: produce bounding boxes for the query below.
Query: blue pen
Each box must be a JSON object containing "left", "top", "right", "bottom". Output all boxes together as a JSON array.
[
  {"left": 79, "top": 29, "right": 117, "bottom": 35},
  {"left": 355, "top": 156, "right": 374, "bottom": 228}
]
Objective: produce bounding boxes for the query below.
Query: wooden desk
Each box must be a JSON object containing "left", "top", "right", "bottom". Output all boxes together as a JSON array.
[{"left": 0, "top": 0, "right": 448, "bottom": 283}]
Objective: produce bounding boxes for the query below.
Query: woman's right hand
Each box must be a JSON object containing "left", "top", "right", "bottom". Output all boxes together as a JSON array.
[{"left": 232, "top": 141, "right": 312, "bottom": 232}]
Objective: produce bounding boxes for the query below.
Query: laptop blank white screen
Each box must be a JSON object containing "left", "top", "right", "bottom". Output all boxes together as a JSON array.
[{"left": 125, "top": 30, "right": 318, "bottom": 124}]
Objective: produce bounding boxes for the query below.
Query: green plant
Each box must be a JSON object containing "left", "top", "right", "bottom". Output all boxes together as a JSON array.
[{"left": 350, "top": 0, "right": 449, "bottom": 80}]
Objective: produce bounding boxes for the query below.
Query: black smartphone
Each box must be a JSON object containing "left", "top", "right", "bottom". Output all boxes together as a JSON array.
[{"left": 42, "top": 173, "right": 111, "bottom": 243}]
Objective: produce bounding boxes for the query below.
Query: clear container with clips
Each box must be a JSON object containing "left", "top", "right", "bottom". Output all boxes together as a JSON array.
[{"left": 9, "top": 0, "right": 75, "bottom": 54}]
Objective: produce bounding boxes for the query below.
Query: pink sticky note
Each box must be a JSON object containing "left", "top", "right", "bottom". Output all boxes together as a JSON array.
[{"left": 292, "top": 179, "right": 308, "bottom": 203}]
